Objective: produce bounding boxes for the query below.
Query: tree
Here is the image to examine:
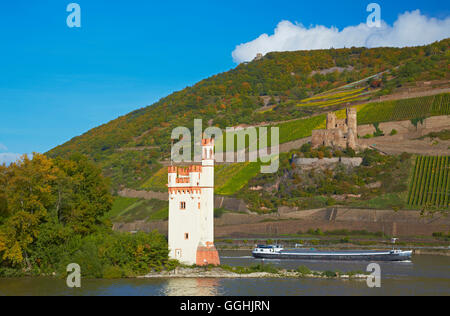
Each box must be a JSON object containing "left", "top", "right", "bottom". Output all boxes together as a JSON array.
[
  {"left": 0, "top": 153, "right": 113, "bottom": 269},
  {"left": 0, "top": 154, "right": 58, "bottom": 267},
  {"left": 54, "top": 154, "right": 113, "bottom": 234}
]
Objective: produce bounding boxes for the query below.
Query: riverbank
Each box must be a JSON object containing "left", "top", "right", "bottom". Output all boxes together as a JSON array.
[
  {"left": 139, "top": 266, "right": 368, "bottom": 280},
  {"left": 1, "top": 254, "right": 448, "bottom": 296}
]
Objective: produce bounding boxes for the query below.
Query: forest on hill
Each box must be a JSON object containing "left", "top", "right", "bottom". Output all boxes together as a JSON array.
[{"left": 47, "top": 39, "right": 450, "bottom": 190}]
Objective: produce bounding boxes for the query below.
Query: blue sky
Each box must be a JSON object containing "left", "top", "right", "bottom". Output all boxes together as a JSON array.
[{"left": 0, "top": 0, "right": 448, "bottom": 163}]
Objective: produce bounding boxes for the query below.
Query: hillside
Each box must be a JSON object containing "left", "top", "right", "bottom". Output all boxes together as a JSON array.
[{"left": 47, "top": 39, "right": 450, "bottom": 192}]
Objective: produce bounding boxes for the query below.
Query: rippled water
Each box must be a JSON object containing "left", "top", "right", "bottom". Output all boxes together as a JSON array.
[{"left": 0, "top": 252, "right": 448, "bottom": 296}]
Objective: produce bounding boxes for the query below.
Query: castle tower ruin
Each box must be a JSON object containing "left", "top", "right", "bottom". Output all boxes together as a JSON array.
[
  {"left": 311, "top": 108, "right": 358, "bottom": 150},
  {"left": 346, "top": 108, "right": 357, "bottom": 134}
]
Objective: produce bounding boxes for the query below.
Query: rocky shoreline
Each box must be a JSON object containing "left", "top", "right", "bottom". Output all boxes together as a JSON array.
[{"left": 139, "top": 267, "right": 368, "bottom": 280}]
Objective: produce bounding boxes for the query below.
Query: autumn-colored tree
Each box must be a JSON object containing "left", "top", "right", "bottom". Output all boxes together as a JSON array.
[
  {"left": 0, "top": 165, "right": 9, "bottom": 222},
  {"left": 53, "top": 154, "right": 113, "bottom": 235},
  {"left": 0, "top": 153, "right": 113, "bottom": 268},
  {"left": 0, "top": 154, "right": 58, "bottom": 267}
]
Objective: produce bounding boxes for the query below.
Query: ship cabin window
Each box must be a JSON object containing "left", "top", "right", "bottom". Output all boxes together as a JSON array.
[{"left": 180, "top": 202, "right": 186, "bottom": 210}]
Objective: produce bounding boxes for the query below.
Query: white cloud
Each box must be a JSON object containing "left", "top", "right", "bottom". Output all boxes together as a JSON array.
[
  {"left": 232, "top": 10, "right": 450, "bottom": 63},
  {"left": 0, "top": 153, "right": 23, "bottom": 166},
  {"left": 0, "top": 143, "right": 7, "bottom": 152}
]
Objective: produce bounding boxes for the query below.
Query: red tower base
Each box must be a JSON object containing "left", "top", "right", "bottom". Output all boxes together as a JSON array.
[{"left": 196, "top": 242, "right": 220, "bottom": 266}]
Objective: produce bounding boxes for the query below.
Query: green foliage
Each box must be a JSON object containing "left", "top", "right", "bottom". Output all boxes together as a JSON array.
[
  {"left": 242, "top": 150, "right": 412, "bottom": 213},
  {"left": 221, "top": 263, "right": 280, "bottom": 275},
  {"left": 411, "top": 117, "right": 425, "bottom": 129},
  {"left": 30, "top": 228, "right": 170, "bottom": 278},
  {"left": 420, "top": 129, "right": 450, "bottom": 141},
  {"left": 214, "top": 208, "right": 226, "bottom": 218},
  {"left": 322, "top": 270, "right": 338, "bottom": 278},
  {"left": 390, "top": 129, "right": 398, "bottom": 136},
  {"left": 46, "top": 40, "right": 450, "bottom": 190},
  {"left": 296, "top": 265, "right": 312, "bottom": 275},
  {"left": 0, "top": 154, "right": 172, "bottom": 278},
  {"left": 373, "top": 123, "right": 384, "bottom": 137},
  {"left": 307, "top": 228, "right": 324, "bottom": 236},
  {"left": 140, "top": 166, "right": 168, "bottom": 192},
  {"left": 107, "top": 198, "right": 168, "bottom": 223},
  {"left": 53, "top": 154, "right": 113, "bottom": 235}
]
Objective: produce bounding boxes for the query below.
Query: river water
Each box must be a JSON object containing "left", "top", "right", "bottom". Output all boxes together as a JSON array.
[{"left": 0, "top": 251, "right": 448, "bottom": 296}]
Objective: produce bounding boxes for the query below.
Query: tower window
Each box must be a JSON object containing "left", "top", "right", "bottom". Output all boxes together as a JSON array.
[
  {"left": 180, "top": 202, "right": 186, "bottom": 210},
  {"left": 198, "top": 202, "right": 201, "bottom": 209},
  {"left": 184, "top": 233, "right": 189, "bottom": 240}
]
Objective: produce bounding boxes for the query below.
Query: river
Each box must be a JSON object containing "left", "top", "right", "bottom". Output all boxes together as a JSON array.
[{"left": 0, "top": 251, "right": 448, "bottom": 296}]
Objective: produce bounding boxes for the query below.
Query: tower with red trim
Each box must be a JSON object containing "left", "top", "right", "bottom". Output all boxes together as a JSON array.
[{"left": 168, "top": 138, "right": 220, "bottom": 266}]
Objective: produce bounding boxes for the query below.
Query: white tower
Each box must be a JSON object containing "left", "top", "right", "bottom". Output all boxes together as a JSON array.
[{"left": 168, "top": 138, "right": 220, "bottom": 266}]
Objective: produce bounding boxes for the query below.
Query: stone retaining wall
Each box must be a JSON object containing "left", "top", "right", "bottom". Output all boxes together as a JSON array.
[
  {"left": 357, "top": 115, "right": 450, "bottom": 137},
  {"left": 113, "top": 208, "right": 450, "bottom": 238},
  {"left": 294, "top": 157, "right": 363, "bottom": 167}
]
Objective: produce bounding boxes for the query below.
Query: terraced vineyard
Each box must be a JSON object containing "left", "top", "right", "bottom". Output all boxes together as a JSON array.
[
  {"left": 106, "top": 197, "right": 169, "bottom": 223},
  {"left": 358, "top": 93, "right": 450, "bottom": 125},
  {"left": 278, "top": 114, "right": 326, "bottom": 144},
  {"left": 407, "top": 156, "right": 449, "bottom": 208},
  {"left": 296, "top": 87, "right": 371, "bottom": 108},
  {"left": 431, "top": 93, "right": 450, "bottom": 116}
]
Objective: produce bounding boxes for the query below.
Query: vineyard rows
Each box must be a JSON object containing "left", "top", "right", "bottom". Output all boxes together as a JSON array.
[
  {"left": 358, "top": 93, "right": 450, "bottom": 125},
  {"left": 407, "top": 156, "right": 449, "bottom": 208}
]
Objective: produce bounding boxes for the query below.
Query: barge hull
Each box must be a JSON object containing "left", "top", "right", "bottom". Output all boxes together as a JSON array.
[{"left": 252, "top": 253, "right": 412, "bottom": 262}]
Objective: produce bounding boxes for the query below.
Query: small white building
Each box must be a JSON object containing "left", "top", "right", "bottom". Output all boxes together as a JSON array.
[{"left": 168, "top": 138, "right": 220, "bottom": 266}]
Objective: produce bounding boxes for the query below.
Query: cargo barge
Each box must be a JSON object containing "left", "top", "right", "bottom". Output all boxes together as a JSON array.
[{"left": 252, "top": 245, "right": 412, "bottom": 262}]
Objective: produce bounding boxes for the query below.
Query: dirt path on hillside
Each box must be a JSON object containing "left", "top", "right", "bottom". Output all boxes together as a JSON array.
[
  {"left": 375, "top": 87, "right": 450, "bottom": 103},
  {"left": 361, "top": 137, "right": 450, "bottom": 156},
  {"left": 358, "top": 115, "right": 450, "bottom": 156}
]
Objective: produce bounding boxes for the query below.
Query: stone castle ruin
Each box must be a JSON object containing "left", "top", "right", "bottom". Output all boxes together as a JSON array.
[{"left": 312, "top": 108, "right": 358, "bottom": 150}]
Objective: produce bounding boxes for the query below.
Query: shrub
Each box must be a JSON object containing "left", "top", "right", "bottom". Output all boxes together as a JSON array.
[
  {"left": 322, "top": 270, "right": 338, "bottom": 278},
  {"left": 296, "top": 265, "right": 311, "bottom": 275},
  {"left": 103, "top": 265, "right": 124, "bottom": 279},
  {"left": 390, "top": 129, "right": 398, "bottom": 136},
  {"left": 250, "top": 263, "right": 279, "bottom": 274},
  {"left": 214, "top": 208, "right": 226, "bottom": 218}
]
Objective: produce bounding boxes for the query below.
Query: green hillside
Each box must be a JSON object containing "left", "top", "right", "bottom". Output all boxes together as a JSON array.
[{"left": 47, "top": 39, "right": 450, "bottom": 190}]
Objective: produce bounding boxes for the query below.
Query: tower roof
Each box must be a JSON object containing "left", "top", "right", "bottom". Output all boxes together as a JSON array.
[{"left": 202, "top": 138, "right": 214, "bottom": 146}]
